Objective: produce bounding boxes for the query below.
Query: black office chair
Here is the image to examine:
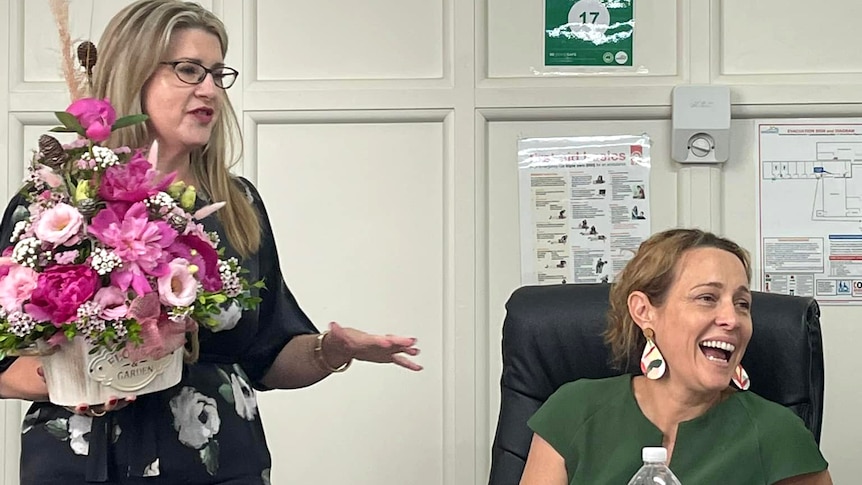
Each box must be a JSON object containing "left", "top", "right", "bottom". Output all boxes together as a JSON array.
[{"left": 488, "top": 283, "right": 824, "bottom": 485}]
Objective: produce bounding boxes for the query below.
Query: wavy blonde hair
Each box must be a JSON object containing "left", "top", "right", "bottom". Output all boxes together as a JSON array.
[
  {"left": 90, "top": 0, "right": 260, "bottom": 257},
  {"left": 604, "top": 228, "right": 752, "bottom": 371}
]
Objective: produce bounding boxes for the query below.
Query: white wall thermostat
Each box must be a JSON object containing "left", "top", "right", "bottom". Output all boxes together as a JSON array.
[{"left": 671, "top": 85, "right": 731, "bottom": 163}]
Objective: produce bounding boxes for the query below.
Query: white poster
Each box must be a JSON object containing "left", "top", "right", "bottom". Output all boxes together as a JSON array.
[
  {"left": 518, "top": 135, "right": 651, "bottom": 285},
  {"left": 756, "top": 119, "right": 862, "bottom": 304}
]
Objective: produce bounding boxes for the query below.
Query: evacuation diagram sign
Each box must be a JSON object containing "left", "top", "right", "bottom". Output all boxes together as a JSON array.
[{"left": 756, "top": 119, "right": 862, "bottom": 305}]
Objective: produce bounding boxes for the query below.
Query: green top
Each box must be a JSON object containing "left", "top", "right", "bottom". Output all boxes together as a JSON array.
[{"left": 528, "top": 374, "right": 827, "bottom": 484}]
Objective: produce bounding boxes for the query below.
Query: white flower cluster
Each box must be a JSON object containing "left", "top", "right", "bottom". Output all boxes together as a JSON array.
[
  {"left": 219, "top": 258, "right": 243, "bottom": 298},
  {"left": 112, "top": 321, "right": 128, "bottom": 340},
  {"left": 11, "top": 237, "right": 42, "bottom": 268},
  {"left": 24, "top": 167, "right": 49, "bottom": 192},
  {"left": 208, "top": 231, "right": 220, "bottom": 247},
  {"left": 81, "top": 146, "right": 120, "bottom": 170},
  {"left": 76, "top": 301, "right": 107, "bottom": 340},
  {"left": 146, "top": 192, "right": 178, "bottom": 215},
  {"left": 10, "top": 220, "right": 29, "bottom": 244},
  {"left": 168, "top": 306, "right": 193, "bottom": 322},
  {"left": 7, "top": 311, "right": 36, "bottom": 338},
  {"left": 90, "top": 247, "right": 123, "bottom": 275}
]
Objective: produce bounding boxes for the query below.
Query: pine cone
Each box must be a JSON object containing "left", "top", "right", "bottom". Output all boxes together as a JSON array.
[
  {"left": 77, "top": 41, "right": 98, "bottom": 76},
  {"left": 169, "top": 214, "right": 188, "bottom": 232},
  {"left": 38, "top": 135, "right": 67, "bottom": 168},
  {"left": 77, "top": 198, "right": 98, "bottom": 218}
]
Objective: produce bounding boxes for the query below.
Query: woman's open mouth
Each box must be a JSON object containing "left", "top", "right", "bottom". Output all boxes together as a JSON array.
[
  {"left": 190, "top": 107, "right": 214, "bottom": 123},
  {"left": 699, "top": 340, "right": 735, "bottom": 364}
]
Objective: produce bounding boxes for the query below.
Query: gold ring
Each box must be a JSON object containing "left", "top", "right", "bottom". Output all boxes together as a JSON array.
[{"left": 89, "top": 409, "right": 107, "bottom": 417}]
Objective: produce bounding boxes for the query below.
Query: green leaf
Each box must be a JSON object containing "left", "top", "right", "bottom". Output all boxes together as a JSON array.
[
  {"left": 199, "top": 440, "right": 220, "bottom": 476},
  {"left": 49, "top": 127, "right": 79, "bottom": 133},
  {"left": 111, "top": 114, "right": 148, "bottom": 130},
  {"left": 54, "top": 112, "right": 85, "bottom": 136},
  {"left": 44, "top": 418, "right": 69, "bottom": 440},
  {"left": 218, "top": 383, "right": 234, "bottom": 404},
  {"left": 216, "top": 367, "right": 232, "bottom": 384}
]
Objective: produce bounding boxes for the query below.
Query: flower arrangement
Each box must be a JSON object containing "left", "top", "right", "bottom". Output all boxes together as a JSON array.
[{"left": 0, "top": 98, "right": 262, "bottom": 363}]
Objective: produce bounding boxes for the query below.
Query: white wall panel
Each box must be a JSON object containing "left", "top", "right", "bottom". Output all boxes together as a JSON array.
[
  {"left": 19, "top": 0, "right": 139, "bottom": 84},
  {"left": 252, "top": 116, "right": 449, "bottom": 485},
  {"left": 719, "top": 0, "right": 862, "bottom": 76},
  {"left": 254, "top": 0, "right": 445, "bottom": 81}
]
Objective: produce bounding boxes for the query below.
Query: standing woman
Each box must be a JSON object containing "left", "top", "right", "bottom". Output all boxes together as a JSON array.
[{"left": 0, "top": 1, "right": 421, "bottom": 483}]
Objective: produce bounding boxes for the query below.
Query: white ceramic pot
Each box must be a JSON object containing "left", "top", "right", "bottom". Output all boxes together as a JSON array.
[{"left": 38, "top": 337, "right": 183, "bottom": 406}]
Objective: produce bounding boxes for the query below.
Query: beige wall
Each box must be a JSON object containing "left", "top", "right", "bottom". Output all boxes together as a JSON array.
[{"left": 1, "top": 1, "right": 860, "bottom": 484}]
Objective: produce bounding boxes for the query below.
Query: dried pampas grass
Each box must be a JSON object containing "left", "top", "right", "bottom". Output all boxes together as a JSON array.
[{"left": 48, "top": 0, "right": 90, "bottom": 101}]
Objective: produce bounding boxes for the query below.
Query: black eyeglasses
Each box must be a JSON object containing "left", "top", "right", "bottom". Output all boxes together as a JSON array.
[{"left": 160, "top": 60, "right": 239, "bottom": 89}]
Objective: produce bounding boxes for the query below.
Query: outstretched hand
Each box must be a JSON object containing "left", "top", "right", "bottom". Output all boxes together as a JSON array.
[{"left": 325, "top": 322, "right": 423, "bottom": 371}]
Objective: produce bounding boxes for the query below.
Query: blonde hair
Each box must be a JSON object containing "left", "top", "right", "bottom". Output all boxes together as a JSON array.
[
  {"left": 604, "top": 228, "right": 752, "bottom": 371},
  {"left": 91, "top": 0, "right": 260, "bottom": 257}
]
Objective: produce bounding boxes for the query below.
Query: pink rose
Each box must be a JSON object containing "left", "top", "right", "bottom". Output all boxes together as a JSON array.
[
  {"left": 158, "top": 258, "right": 197, "bottom": 307},
  {"left": 98, "top": 154, "right": 174, "bottom": 203},
  {"left": 33, "top": 202, "right": 83, "bottom": 246},
  {"left": 24, "top": 265, "right": 99, "bottom": 325},
  {"left": 66, "top": 98, "right": 116, "bottom": 142},
  {"left": 93, "top": 287, "right": 129, "bottom": 321},
  {"left": 0, "top": 264, "right": 38, "bottom": 313}
]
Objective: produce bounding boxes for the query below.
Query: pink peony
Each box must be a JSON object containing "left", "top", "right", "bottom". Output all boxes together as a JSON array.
[
  {"left": 67, "top": 98, "right": 116, "bottom": 142},
  {"left": 88, "top": 202, "right": 177, "bottom": 295},
  {"left": 24, "top": 265, "right": 99, "bottom": 325},
  {"left": 0, "top": 256, "right": 12, "bottom": 279},
  {"left": 98, "top": 154, "right": 174, "bottom": 203},
  {"left": 157, "top": 258, "right": 197, "bottom": 307},
  {"left": 169, "top": 235, "right": 222, "bottom": 292},
  {"left": 0, "top": 264, "right": 38, "bottom": 313},
  {"left": 93, "top": 287, "right": 129, "bottom": 321},
  {"left": 33, "top": 202, "right": 83, "bottom": 246}
]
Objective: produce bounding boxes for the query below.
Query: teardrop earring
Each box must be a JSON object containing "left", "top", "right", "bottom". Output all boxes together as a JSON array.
[
  {"left": 640, "top": 328, "right": 666, "bottom": 380},
  {"left": 731, "top": 363, "right": 750, "bottom": 390}
]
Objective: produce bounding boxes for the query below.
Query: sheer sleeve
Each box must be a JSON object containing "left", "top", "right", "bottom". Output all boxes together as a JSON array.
[
  {"left": 234, "top": 178, "right": 319, "bottom": 388},
  {"left": 0, "top": 193, "right": 27, "bottom": 373}
]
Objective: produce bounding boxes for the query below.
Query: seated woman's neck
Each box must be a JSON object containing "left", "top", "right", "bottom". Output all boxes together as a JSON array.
[
  {"left": 637, "top": 377, "right": 723, "bottom": 426},
  {"left": 633, "top": 376, "right": 725, "bottom": 459}
]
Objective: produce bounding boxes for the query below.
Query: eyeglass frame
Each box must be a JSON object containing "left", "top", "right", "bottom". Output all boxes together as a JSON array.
[{"left": 159, "top": 60, "right": 239, "bottom": 89}]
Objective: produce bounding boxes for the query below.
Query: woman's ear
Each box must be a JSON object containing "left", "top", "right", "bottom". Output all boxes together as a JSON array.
[{"left": 627, "top": 291, "right": 653, "bottom": 330}]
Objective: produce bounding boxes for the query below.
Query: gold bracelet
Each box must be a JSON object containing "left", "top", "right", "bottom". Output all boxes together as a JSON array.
[{"left": 314, "top": 331, "right": 351, "bottom": 373}]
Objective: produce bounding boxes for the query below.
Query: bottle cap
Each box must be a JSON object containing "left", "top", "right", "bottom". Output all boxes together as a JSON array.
[{"left": 642, "top": 447, "right": 667, "bottom": 463}]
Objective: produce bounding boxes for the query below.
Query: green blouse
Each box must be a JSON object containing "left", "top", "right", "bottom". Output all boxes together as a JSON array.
[{"left": 528, "top": 374, "right": 827, "bottom": 484}]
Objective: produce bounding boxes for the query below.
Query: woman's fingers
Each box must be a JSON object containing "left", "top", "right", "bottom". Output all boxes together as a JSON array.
[
  {"left": 66, "top": 395, "right": 137, "bottom": 417},
  {"left": 391, "top": 354, "right": 423, "bottom": 371}
]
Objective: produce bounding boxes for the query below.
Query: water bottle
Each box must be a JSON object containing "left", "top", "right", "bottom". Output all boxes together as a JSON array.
[{"left": 626, "top": 447, "right": 682, "bottom": 485}]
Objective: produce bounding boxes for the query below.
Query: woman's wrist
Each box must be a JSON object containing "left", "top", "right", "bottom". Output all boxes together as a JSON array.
[{"left": 314, "top": 331, "right": 352, "bottom": 373}]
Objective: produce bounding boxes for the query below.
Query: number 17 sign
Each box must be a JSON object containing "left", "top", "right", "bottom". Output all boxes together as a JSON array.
[{"left": 544, "top": 0, "right": 634, "bottom": 67}]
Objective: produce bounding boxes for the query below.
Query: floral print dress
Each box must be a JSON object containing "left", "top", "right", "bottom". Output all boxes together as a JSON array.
[{"left": 0, "top": 178, "right": 318, "bottom": 484}]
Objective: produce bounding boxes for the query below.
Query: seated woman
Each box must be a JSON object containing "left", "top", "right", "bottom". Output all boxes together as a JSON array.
[{"left": 520, "top": 228, "right": 831, "bottom": 484}]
